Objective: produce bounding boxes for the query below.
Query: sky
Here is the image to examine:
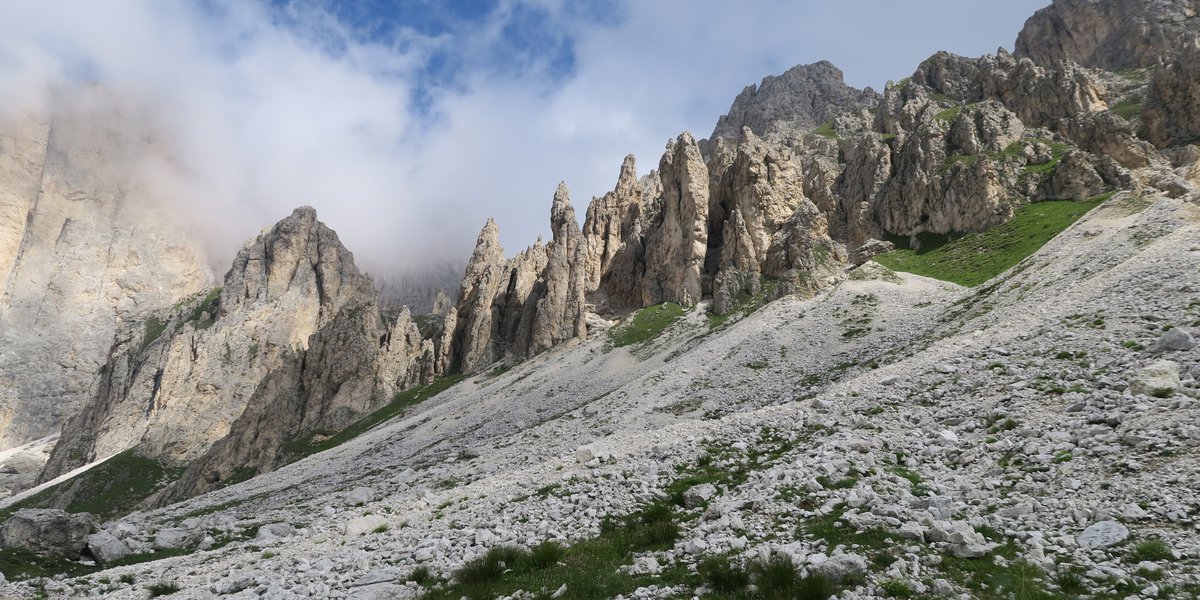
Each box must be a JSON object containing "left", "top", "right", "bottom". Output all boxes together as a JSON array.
[{"left": 0, "top": 0, "right": 1049, "bottom": 274}]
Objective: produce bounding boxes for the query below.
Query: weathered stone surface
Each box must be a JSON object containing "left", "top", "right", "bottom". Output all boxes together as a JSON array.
[
  {"left": 344, "top": 515, "right": 388, "bottom": 536},
  {"left": 42, "top": 206, "right": 376, "bottom": 482},
  {"left": 450, "top": 184, "right": 589, "bottom": 373},
  {"left": 642, "top": 133, "right": 709, "bottom": 307},
  {"left": 1038, "top": 149, "right": 1106, "bottom": 200},
  {"left": 1157, "top": 328, "right": 1197, "bottom": 351},
  {"left": 451, "top": 219, "right": 509, "bottom": 374},
  {"left": 1130, "top": 360, "right": 1182, "bottom": 398},
  {"left": 1143, "top": 40, "right": 1200, "bottom": 148},
  {"left": 583, "top": 155, "right": 643, "bottom": 291},
  {"left": 0, "top": 92, "right": 214, "bottom": 452},
  {"left": 525, "top": 183, "right": 588, "bottom": 355},
  {"left": 0, "top": 509, "right": 92, "bottom": 559},
  {"left": 708, "top": 61, "right": 879, "bottom": 145},
  {"left": 85, "top": 530, "right": 131, "bottom": 564},
  {"left": 1015, "top": 0, "right": 1200, "bottom": 70},
  {"left": 154, "top": 527, "right": 202, "bottom": 551},
  {"left": 1076, "top": 520, "right": 1130, "bottom": 548},
  {"left": 912, "top": 50, "right": 1107, "bottom": 129},
  {"left": 875, "top": 115, "right": 1018, "bottom": 237}
]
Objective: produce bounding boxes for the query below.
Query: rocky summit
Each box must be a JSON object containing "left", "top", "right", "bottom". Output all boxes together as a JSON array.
[{"left": 1, "top": 0, "right": 1200, "bottom": 598}]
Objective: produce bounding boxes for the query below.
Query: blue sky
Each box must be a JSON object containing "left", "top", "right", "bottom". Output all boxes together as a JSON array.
[{"left": 0, "top": 0, "right": 1049, "bottom": 272}]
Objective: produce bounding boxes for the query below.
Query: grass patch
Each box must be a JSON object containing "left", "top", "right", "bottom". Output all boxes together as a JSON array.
[
  {"left": 141, "top": 316, "right": 168, "bottom": 351},
  {"left": 147, "top": 581, "right": 181, "bottom": 597},
  {"left": 813, "top": 121, "right": 838, "bottom": 139},
  {"left": 707, "top": 278, "right": 782, "bottom": 330},
  {"left": 1115, "top": 67, "right": 1150, "bottom": 82},
  {"left": 800, "top": 506, "right": 901, "bottom": 570},
  {"left": 934, "top": 105, "right": 963, "bottom": 121},
  {"left": 0, "top": 450, "right": 183, "bottom": 523},
  {"left": 941, "top": 153, "right": 980, "bottom": 174},
  {"left": 888, "top": 465, "right": 931, "bottom": 496},
  {"left": 880, "top": 578, "right": 914, "bottom": 597},
  {"left": 408, "top": 566, "right": 433, "bottom": 585},
  {"left": 422, "top": 510, "right": 689, "bottom": 599},
  {"left": 873, "top": 195, "right": 1109, "bottom": 287},
  {"left": 186, "top": 287, "right": 222, "bottom": 329},
  {"left": 1128, "top": 538, "right": 1173, "bottom": 562},
  {"left": 1023, "top": 140, "right": 1069, "bottom": 176},
  {"left": 699, "top": 555, "right": 751, "bottom": 593},
  {"left": 941, "top": 554, "right": 1061, "bottom": 600},
  {"left": 0, "top": 548, "right": 97, "bottom": 581},
  {"left": 282, "top": 373, "right": 465, "bottom": 462},
  {"left": 1110, "top": 97, "right": 1142, "bottom": 121},
  {"left": 0, "top": 546, "right": 194, "bottom": 582},
  {"left": 750, "top": 555, "right": 837, "bottom": 600},
  {"left": 608, "top": 302, "right": 686, "bottom": 347},
  {"left": 424, "top": 432, "right": 805, "bottom": 599}
]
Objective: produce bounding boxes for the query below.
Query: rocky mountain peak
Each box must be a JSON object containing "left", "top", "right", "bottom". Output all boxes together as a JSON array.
[
  {"left": 468, "top": 218, "right": 504, "bottom": 267},
  {"left": 550, "top": 182, "right": 577, "bottom": 239},
  {"left": 222, "top": 206, "right": 374, "bottom": 328},
  {"left": 708, "top": 60, "right": 880, "bottom": 146},
  {"left": 38, "top": 205, "right": 381, "bottom": 484}
]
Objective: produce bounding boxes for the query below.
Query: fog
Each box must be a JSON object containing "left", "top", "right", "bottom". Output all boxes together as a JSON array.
[{"left": 0, "top": 0, "right": 1047, "bottom": 275}]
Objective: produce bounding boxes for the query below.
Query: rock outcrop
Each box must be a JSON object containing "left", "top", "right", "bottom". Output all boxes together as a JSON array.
[
  {"left": 161, "top": 293, "right": 386, "bottom": 501},
  {"left": 0, "top": 93, "right": 214, "bottom": 453},
  {"left": 641, "top": 133, "right": 710, "bottom": 307},
  {"left": 0, "top": 509, "right": 92, "bottom": 559},
  {"left": 452, "top": 186, "right": 591, "bottom": 372},
  {"left": 1015, "top": 0, "right": 1200, "bottom": 70},
  {"left": 41, "top": 207, "right": 375, "bottom": 482},
  {"left": 708, "top": 61, "right": 879, "bottom": 145},
  {"left": 582, "top": 155, "right": 643, "bottom": 291},
  {"left": 1143, "top": 40, "right": 1200, "bottom": 148}
]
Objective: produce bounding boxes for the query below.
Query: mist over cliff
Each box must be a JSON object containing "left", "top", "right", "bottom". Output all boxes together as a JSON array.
[{"left": 0, "top": 1, "right": 1044, "bottom": 274}]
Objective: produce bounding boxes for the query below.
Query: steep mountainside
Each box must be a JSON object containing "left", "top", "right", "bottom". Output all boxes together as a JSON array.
[
  {"left": 8, "top": 189, "right": 1197, "bottom": 599},
  {"left": 1015, "top": 0, "right": 1200, "bottom": 69},
  {"left": 0, "top": 91, "right": 214, "bottom": 485},
  {"left": 39, "top": 207, "right": 378, "bottom": 484},
  {"left": 1, "top": 0, "right": 1200, "bottom": 597}
]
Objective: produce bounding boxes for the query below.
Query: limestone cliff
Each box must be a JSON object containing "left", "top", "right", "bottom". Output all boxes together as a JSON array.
[
  {"left": 451, "top": 186, "right": 590, "bottom": 372},
  {"left": 0, "top": 92, "right": 214, "bottom": 461},
  {"left": 641, "top": 133, "right": 710, "bottom": 307},
  {"left": 708, "top": 61, "right": 879, "bottom": 146},
  {"left": 41, "top": 207, "right": 375, "bottom": 481},
  {"left": 1015, "top": 0, "right": 1200, "bottom": 70}
]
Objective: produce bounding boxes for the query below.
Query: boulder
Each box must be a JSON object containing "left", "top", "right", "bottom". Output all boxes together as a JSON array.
[
  {"left": 1156, "top": 328, "right": 1197, "bottom": 352},
  {"left": 344, "top": 515, "right": 389, "bottom": 536},
  {"left": 682, "top": 483, "right": 718, "bottom": 508},
  {"left": 1130, "top": 360, "right": 1182, "bottom": 398},
  {"left": 153, "top": 527, "right": 203, "bottom": 551},
  {"left": 346, "top": 487, "right": 377, "bottom": 507},
  {"left": 86, "top": 530, "right": 131, "bottom": 564},
  {"left": 254, "top": 523, "right": 299, "bottom": 543},
  {"left": 809, "top": 552, "right": 869, "bottom": 581},
  {"left": 1077, "top": 520, "right": 1129, "bottom": 548},
  {"left": 0, "top": 509, "right": 93, "bottom": 559}
]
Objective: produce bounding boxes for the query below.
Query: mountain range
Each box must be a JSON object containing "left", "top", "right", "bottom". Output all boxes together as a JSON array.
[{"left": 0, "top": 1, "right": 1198, "bottom": 598}]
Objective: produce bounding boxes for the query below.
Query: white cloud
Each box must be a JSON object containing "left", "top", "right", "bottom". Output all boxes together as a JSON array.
[{"left": 0, "top": 0, "right": 1047, "bottom": 274}]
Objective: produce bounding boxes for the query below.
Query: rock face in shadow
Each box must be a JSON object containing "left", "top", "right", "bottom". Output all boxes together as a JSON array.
[
  {"left": 451, "top": 185, "right": 590, "bottom": 373},
  {"left": 160, "top": 295, "right": 386, "bottom": 502},
  {"left": 1143, "top": 40, "right": 1200, "bottom": 148}
]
